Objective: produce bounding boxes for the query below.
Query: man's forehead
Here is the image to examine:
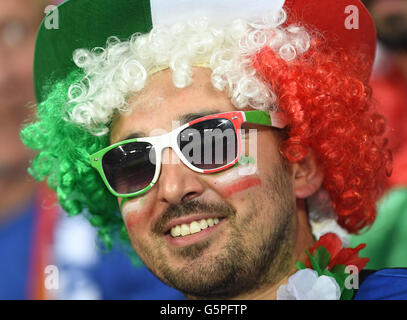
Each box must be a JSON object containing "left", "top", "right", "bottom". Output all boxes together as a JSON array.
[
  {"left": 128, "top": 67, "right": 216, "bottom": 110},
  {"left": 110, "top": 68, "right": 236, "bottom": 143}
]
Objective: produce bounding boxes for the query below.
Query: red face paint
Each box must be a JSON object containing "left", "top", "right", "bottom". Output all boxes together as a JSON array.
[
  {"left": 124, "top": 213, "right": 141, "bottom": 230},
  {"left": 121, "top": 196, "right": 148, "bottom": 229},
  {"left": 219, "top": 176, "right": 262, "bottom": 198}
]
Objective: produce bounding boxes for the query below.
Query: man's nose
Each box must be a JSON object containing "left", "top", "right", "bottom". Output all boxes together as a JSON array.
[{"left": 156, "top": 148, "right": 205, "bottom": 205}]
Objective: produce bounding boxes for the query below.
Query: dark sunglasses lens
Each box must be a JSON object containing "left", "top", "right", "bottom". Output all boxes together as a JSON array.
[
  {"left": 178, "top": 118, "right": 237, "bottom": 170},
  {"left": 102, "top": 142, "right": 156, "bottom": 195}
]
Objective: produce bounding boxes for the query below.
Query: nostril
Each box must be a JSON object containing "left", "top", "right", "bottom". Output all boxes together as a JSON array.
[{"left": 181, "top": 191, "right": 198, "bottom": 203}]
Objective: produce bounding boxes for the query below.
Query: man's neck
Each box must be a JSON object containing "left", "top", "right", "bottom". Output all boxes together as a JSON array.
[
  {"left": 231, "top": 264, "right": 300, "bottom": 300},
  {"left": 234, "top": 201, "right": 315, "bottom": 299}
]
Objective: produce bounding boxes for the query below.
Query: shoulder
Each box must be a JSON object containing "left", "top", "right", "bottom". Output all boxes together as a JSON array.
[{"left": 354, "top": 268, "right": 407, "bottom": 300}]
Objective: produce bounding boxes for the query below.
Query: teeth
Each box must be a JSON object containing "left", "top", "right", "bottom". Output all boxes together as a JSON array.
[
  {"left": 170, "top": 225, "right": 181, "bottom": 237},
  {"left": 190, "top": 221, "right": 201, "bottom": 234},
  {"left": 170, "top": 217, "right": 222, "bottom": 238},
  {"left": 180, "top": 224, "right": 190, "bottom": 236},
  {"left": 200, "top": 219, "right": 208, "bottom": 230}
]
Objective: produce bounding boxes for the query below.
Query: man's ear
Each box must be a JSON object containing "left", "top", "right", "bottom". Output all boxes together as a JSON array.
[{"left": 292, "top": 150, "right": 324, "bottom": 199}]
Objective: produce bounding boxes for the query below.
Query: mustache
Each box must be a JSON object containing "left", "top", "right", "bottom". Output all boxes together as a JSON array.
[{"left": 152, "top": 200, "right": 236, "bottom": 234}]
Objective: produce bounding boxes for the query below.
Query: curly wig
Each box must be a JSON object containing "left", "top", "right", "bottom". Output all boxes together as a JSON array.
[
  {"left": 252, "top": 40, "right": 392, "bottom": 233},
  {"left": 21, "top": 9, "right": 391, "bottom": 249}
]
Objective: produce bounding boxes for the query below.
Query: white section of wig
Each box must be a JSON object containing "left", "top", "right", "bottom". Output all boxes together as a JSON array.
[{"left": 67, "top": 8, "right": 311, "bottom": 134}]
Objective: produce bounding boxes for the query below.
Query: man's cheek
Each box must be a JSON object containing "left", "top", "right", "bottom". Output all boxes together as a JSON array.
[
  {"left": 120, "top": 195, "right": 149, "bottom": 229},
  {"left": 210, "top": 164, "right": 262, "bottom": 198},
  {"left": 218, "top": 176, "right": 262, "bottom": 198}
]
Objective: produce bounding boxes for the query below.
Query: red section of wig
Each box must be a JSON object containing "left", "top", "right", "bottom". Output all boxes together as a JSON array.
[{"left": 251, "top": 41, "right": 392, "bottom": 234}]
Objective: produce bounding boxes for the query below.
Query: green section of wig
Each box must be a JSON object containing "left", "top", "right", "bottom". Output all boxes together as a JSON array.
[{"left": 20, "top": 70, "right": 133, "bottom": 254}]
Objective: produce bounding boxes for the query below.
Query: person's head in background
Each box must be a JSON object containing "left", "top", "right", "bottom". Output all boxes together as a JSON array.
[
  {"left": 363, "top": 0, "right": 407, "bottom": 53},
  {"left": 0, "top": 0, "right": 50, "bottom": 218}
]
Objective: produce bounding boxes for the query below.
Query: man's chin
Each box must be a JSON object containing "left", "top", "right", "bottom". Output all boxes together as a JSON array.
[
  {"left": 158, "top": 253, "right": 244, "bottom": 299},
  {"left": 144, "top": 238, "right": 240, "bottom": 298},
  {"left": 150, "top": 239, "right": 264, "bottom": 299},
  {"left": 168, "top": 239, "right": 212, "bottom": 261}
]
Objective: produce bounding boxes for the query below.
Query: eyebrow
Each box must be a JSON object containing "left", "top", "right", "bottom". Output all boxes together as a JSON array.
[
  {"left": 179, "top": 110, "right": 221, "bottom": 125},
  {"left": 120, "top": 110, "right": 221, "bottom": 142}
]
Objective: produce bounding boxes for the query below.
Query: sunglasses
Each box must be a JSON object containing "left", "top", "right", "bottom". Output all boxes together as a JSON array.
[{"left": 90, "top": 110, "right": 285, "bottom": 198}]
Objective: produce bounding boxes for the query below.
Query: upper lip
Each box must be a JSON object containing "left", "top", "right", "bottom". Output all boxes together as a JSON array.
[{"left": 163, "top": 213, "right": 225, "bottom": 234}]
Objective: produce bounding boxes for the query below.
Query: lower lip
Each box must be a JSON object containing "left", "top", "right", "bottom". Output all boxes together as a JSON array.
[{"left": 164, "top": 219, "right": 225, "bottom": 247}]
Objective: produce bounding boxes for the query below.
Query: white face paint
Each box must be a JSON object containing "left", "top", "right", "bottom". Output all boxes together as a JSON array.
[
  {"left": 121, "top": 197, "right": 146, "bottom": 218},
  {"left": 238, "top": 163, "right": 258, "bottom": 176},
  {"left": 214, "top": 163, "right": 259, "bottom": 185}
]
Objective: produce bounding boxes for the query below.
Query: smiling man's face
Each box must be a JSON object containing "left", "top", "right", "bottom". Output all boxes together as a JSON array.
[{"left": 110, "top": 67, "right": 302, "bottom": 299}]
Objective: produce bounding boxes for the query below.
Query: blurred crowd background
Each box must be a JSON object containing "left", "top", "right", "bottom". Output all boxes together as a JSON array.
[{"left": 0, "top": 0, "right": 406, "bottom": 299}]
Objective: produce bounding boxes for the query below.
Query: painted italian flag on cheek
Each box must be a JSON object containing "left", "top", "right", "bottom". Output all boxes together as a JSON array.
[{"left": 34, "top": 0, "right": 285, "bottom": 103}]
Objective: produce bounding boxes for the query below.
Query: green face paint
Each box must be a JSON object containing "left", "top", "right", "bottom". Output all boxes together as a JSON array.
[
  {"left": 120, "top": 197, "right": 130, "bottom": 210},
  {"left": 237, "top": 155, "right": 256, "bottom": 165},
  {"left": 120, "top": 195, "right": 147, "bottom": 210},
  {"left": 210, "top": 155, "right": 256, "bottom": 175}
]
